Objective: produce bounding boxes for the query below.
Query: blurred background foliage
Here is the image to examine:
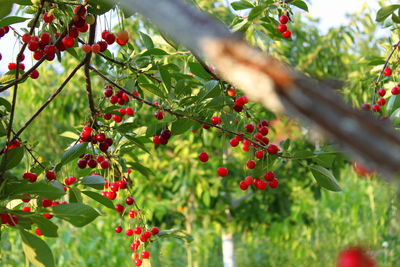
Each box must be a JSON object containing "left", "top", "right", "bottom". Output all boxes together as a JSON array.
[{"left": 1, "top": 0, "right": 400, "bottom": 266}]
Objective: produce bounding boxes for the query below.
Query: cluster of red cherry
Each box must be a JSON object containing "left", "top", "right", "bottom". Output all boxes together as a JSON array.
[
  {"left": 103, "top": 85, "right": 136, "bottom": 123},
  {"left": 277, "top": 14, "right": 292, "bottom": 39}
]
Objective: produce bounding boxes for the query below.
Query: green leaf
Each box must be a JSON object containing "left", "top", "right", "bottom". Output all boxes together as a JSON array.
[
  {"left": 68, "top": 187, "right": 82, "bottom": 203},
  {"left": 140, "top": 32, "right": 154, "bottom": 49},
  {"left": 200, "top": 80, "right": 219, "bottom": 100},
  {"left": 81, "top": 175, "right": 106, "bottom": 190},
  {"left": 290, "top": 0, "right": 309, "bottom": 12},
  {"left": 87, "top": 0, "right": 116, "bottom": 15},
  {"left": 0, "top": 97, "right": 12, "bottom": 112},
  {"left": 125, "top": 135, "right": 151, "bottom": 154},
  {"left": 248, "top": 6, "right": 263, "bottom": 20},
  {"left": 376, "top": 5, "right": 400, "bottom": 22},
  {"left": 51, "top": 203, "right": 100, "bottom": 227},
  {"left": 7, "top": 182, "right": 65, "bottom": 200},
  {"left": 14, "top": 0, "right": 32, "bottom": 5},
  {"left": 386, "top": 95, "right": 400, "bottom": 115},
  {"left": 20, "top": 229, "right": 55, "bottom": 267},
  {"left": 139, "top": 83, "right": 165, "bottom": 99},
  {"left": 129, "top": 161, "right": 154, "bottom": 177},
  {"left": 56, "top": 142, "right": 87, "bottom": 171},
  {"left": 0, "top": 16, "right": 29, "bottom": 28},
  {"left": 142, "top": 48, "right": 169, "bottom": 56},
  {"left": 0, "top": 2, "right": 13, "bottom": 20},
  {"left": 310, "top": 165, "right": 342, "bottom": 192},
  {"left": 188, "top": 62, "right": 211, "bottom": 80},
  {"left": 0, "top": 121, "right": 6, "bottom": 137},
  {"left": 231, "top": 0, "right": 254, "bottom": 10},
  {"left": 0, "top": 146, "right": 24, "bottom": 171},
  {"left": 30, "top": 216, "right": 59, "bottom": 238},
  {"left": 82, "top": 191, "right": 114, "bottom": 209},
  {"left": 60, "top": 131, "right": 80, "bottom": 140},
  {"left": 171, "top": 119, "right": 195, "bottom": 135},
  {"left": 159, "top": 66, "right": 171, "bottom": 90},
  {"left": 0, "top": 70, "right": 24, "bottom": 85}
]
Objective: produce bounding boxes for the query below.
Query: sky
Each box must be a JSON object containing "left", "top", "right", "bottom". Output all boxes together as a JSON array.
[{"left": 0, "top": 0, "right": 382, "bottom": 74}]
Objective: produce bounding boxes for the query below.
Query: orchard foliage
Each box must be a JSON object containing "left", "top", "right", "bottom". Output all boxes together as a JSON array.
[{"left": 0, "top": 0, "right": 399, "bottom": 266}]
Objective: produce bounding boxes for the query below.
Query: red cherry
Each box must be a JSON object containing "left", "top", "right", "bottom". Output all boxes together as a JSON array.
[
  {"left": 62, "top": 36, "right": 75, "bottom": 48},
  {"left": 126, "top": 197, "right": 134, "bottom": 205},
  {"left": 133, "top": 226, "right": 142, "bottom": 235},
  {"left": 30, "top": 69, "right": 40, "bottom": 79},
  {"left": 278, "top": 24, "right": 287, "bottom": 32},
  {"left": 8, "top": 63, "right": 16, "bottom": 70},
  {"left": 233, "top": 104, "right": 243, "bottom": 112},
  {"left": 255, "top": 179, "right": 267, "bottom": 190},
  {"left": 28, "top": 40, "right": 40, "bottom": 51},
  {"left": 259, "top": 126, "right": 269, "bottom": 136},
  {"left": 392, "top": 86, "right": 400, "bottom": 95},
  {"left": 87, "top": 159, "right": 97, "bottom": 168},
  {"left": 105, "top": 32, "right": 116, "bottom": 44},
  {"left": 43, "top": 213, "right": 53, "bottom": 219},
  {"left": 361, "top": 103, "right": 371, "bottom": 110},
  {"left": 246, "top": 160, "right": 256, "bottom": 169},
  {"left": 239, "top": 180, "right": 248, "bottom": 190},
  {"left": 22, "top": 172, "right": 38, "bottom": 183},
  {"left": 279, "top": 15, "right": 289, "bottom": 24},
  {"left": 22, "top": 33, "right": 31, "bottom": 43},
  {"left": 269, "top": 178, "right": 279, "bottom": 188},
  {"left": 134, "top": 259, "right": 142, "bottom": 266},
  {"left": 97, "top": 41, "right": 108, "bottom": 52},
  {"left": 74, "top": 4, "right": 86, "bottom": 16},
  {"left": 115, "top": 226, "right": 122, "bottom": 233},
  {"left": 142, "top": 251, "right": 150, "bottom": 259},
  {"left": 126, "top": 229, "right": 134, "bottom": 236},
  {"left": 217, "top": 167, "right": 228, "bottom": 177},
  {"left": 106, "top": 191, "right": 117, "bottom": 200},
  {"left": 35, "top": 228, "right": 43, "bottom": 236},
  {"left": 255, "top": 150, "right": 264, "bottom": 159},
  {"left": 151, "top": 227, "right": 159, "bottom": 235},
  {"left": 46, "top": 171, "right": 56, "bottom": 181},
  {"left": 154, "top": 110, "right": 164, "bottom": 120},
  {"left": 229, "top": 138, "right": 239, "bottom": 147},
  {"left": 377, "top": 88, "right": 386, "bottom": 96},
  {"left": 264, "top": 171, "right": 275, "bottom": 181},
  {"left": 383, "top": 67, "right": 392, "bottom": 76},
  {"left": 244, "top": 124, "right": 255, "bottom": 133},
  {"left": 43, "top": 12, "right": 54, "bottom": 23},
  {"left": 22, "top": 206, "right": 31, "bottom": 212},
  {"left": 143, "top": 231, "right": 152, "bottom": 239},
  {"left": 244, "top": 176, "right": 254, "bottom": 186},
  {"left": 100, "top": 160, "right": 110, "bottom": 169},
  {"left": 115, "top": 204, "right": 124, "bottom": 213},
  {"left": 65, "top": 176, "right": 77, "bottom": 186},
  {"left": 105, "top": 138, "right": 113, "bottom": 146},
  {"left": 377, "top": 98, "right": 386, "bottom": 106},
  {"left": 129, "top": 210, "right": 137, "bottom": 218},
  {"left": 77, "top": 159, "right": 87, "bottom": 169},
  {"left": 267, "top": 144, "right": 279, "bottom": 154},
  {"left": 103, "top": 113, "right": 112, "bottom": 120},
  {"left": 372, "top": 105, "right": 381, "bottom": 112},
  {"left": 113, "top": 114, "right": 122, "bottom": 123},
  {"left": 126, "top": 107, "right": 134, "bottom": 116},
  {"left": 282, "top": 30, "right": 292, "bottom": 38},
  {"left": 198, "top": 152, "right": 209, "bottom": 162},
  {"left": 211, "top": 116, "right": 222, "bottom": 125},
  {"left": 337, "top": 247, "right": 376, "bottom": 267},
  {"left": 42, "top": 199, "right": 53, "bottom": 208}
]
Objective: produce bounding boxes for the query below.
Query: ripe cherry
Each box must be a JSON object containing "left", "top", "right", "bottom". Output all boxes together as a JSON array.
[
  {"left": 87, "top": 159, "right": 97, "bottom": 168},
  {"left": 77, "top": 159, "right": 87, "bottom": 169},
  {"left": 259, "top": 126, "right": 269, "bottom": 136},
  {"left": 43, "top": 213, "right": 53, "bottom": 219},
  {"left": 46, "top": 171, "right": 56, "bottom": 181},
  {"left": 105, "top": 33, "right": 116, "bottom": 44},
  {"left": 100, "top": 160, "right": 110, "bottom": 169},
  {"left": 115, "top": 226, "right": 122, "bottom": 233},
  {"left": 377, "top": 88, "right": 386, "bottom": 96},
  {"left": 267, "top": 144, "right": 279, "bottom": 154},
  {"left": 43, "top": 12, "right": 54, "bottom": 23},
  {"left": 115, "top": 204, "right": 124, "bottom": 213},
  {"left": 22, "top": 33, "right": 31, "bottom": 43},
  {"left": 129, "top": 210, "right": 137, "bottom": 218},
  {"left": 255, "top": 150, "right": 264, "bottom": 159},
  {"left": 383, "top": 67, "right": 392, "bottom": 76},
  {"left": 377, "top": 98, "right": 386, "bottom": 106},
  {"left": 154, "top": 110, "right": 164, "bottom": 120},
  {"left": 22, "top": 206, "right": 31, "bottom": 212},
  {"left": 142, "top": 251, "right": 150, "bottom": 259},
  {"left": 35, "top": 228, "right": 43, "bottom": 236},
  {"left": 244, "top": 176, "right": 254, "bottom": 186},
  {"left": 227, "top": 88, "right": 236, "bottom": 96},
  {"left": 211, "top": 116, "right": 222, "bottom": 125},
  {"left": 337, "top": 247, "right": 375, "bottom": 267},
  {"left": 91, "top": 44, "right": 101, "bottom": 54},
  {"left": 30, "top": 69, "right": 40, "bottom": 79},
  {"left": 282, "top": 30, "right": 292, "bottom": 38},
  {"left": 42, "top": 199, "right": 53, "bottom": 208},
  {"left": 246, "top": 160, "right": 256, "bottom": 169},
  {"left": 217, "top": 167, "right": 228, "bottom": 177},
  {"left": 264, "top": 171, "right": 275, "bottom": 181},
  {"left": 361, "top": 104, "right": 371, "bottom": 110},
  {"left": 278, "top": 24, "right": 287, "bottom": 32},
  {"left": 269, "top": 178, "right": 279, "bottom": 188},
  {"left": 126, "top": 107, "right": 134, "bottom": 116},
  {"left": 126, "top": 197, "right": 134, "bottom": 205},
  {"left": 64, "top": 177, "right": 77, "bottom": 186},
  {"left": 62, "top": 36, "right": 75, "bottom": 48},
  {"left": 198, "top": 152, "right": 209, "bottom": 162},
  {"left": 28, "top": 40, "right": 40, "bottom": 51},
  {"left": 391, "top": 86, "right": 400, "bottom": 95},
  {"left": 229, "top": 138, "right": 239, "bottom": 147},
  {"left": 117, "top": 30, "right": 129, "bottom": 43},
  {"left": 126, "top": 229, "right": 134, "bottom": 236},
  {"left": 372, "top": 105, "right": 381, "bottom": 112},
  {"left": 279, "top": 15, "right": 289, "bottom": 24},
  {"left": 245, "top": 124, "right": 255, "bottom": 133},
  {"left": 148, "top": 228, "right": 158, "bottom": 236},
  {"left": 22, "top": 172, "right": 38, "bottom": 183},
  {"left": 239, "top": 180, "right": 248, "bottom": 190},
  {"left": 134, "top": 259, "right": 142, "bottom": 266}
]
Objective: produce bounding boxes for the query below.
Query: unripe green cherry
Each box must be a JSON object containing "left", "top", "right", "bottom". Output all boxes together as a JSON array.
[
  {"left": 86, "top": 14, "right": 95, "bottom": 25},
  {"left": 223, "top": 105, "right": 231, "bottom": 114}
]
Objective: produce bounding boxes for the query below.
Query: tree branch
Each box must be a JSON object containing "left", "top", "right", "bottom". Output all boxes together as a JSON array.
[{"left": 83, "top": 18, "right": 98, "bottom": 122}]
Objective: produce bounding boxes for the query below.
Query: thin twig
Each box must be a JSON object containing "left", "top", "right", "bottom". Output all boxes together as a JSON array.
[
  {"left": 11, "top": 61, "right": 86, "bottom": 143},
  {"left": 83, "top": 18, "right": 98, "bottom": 122}
]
